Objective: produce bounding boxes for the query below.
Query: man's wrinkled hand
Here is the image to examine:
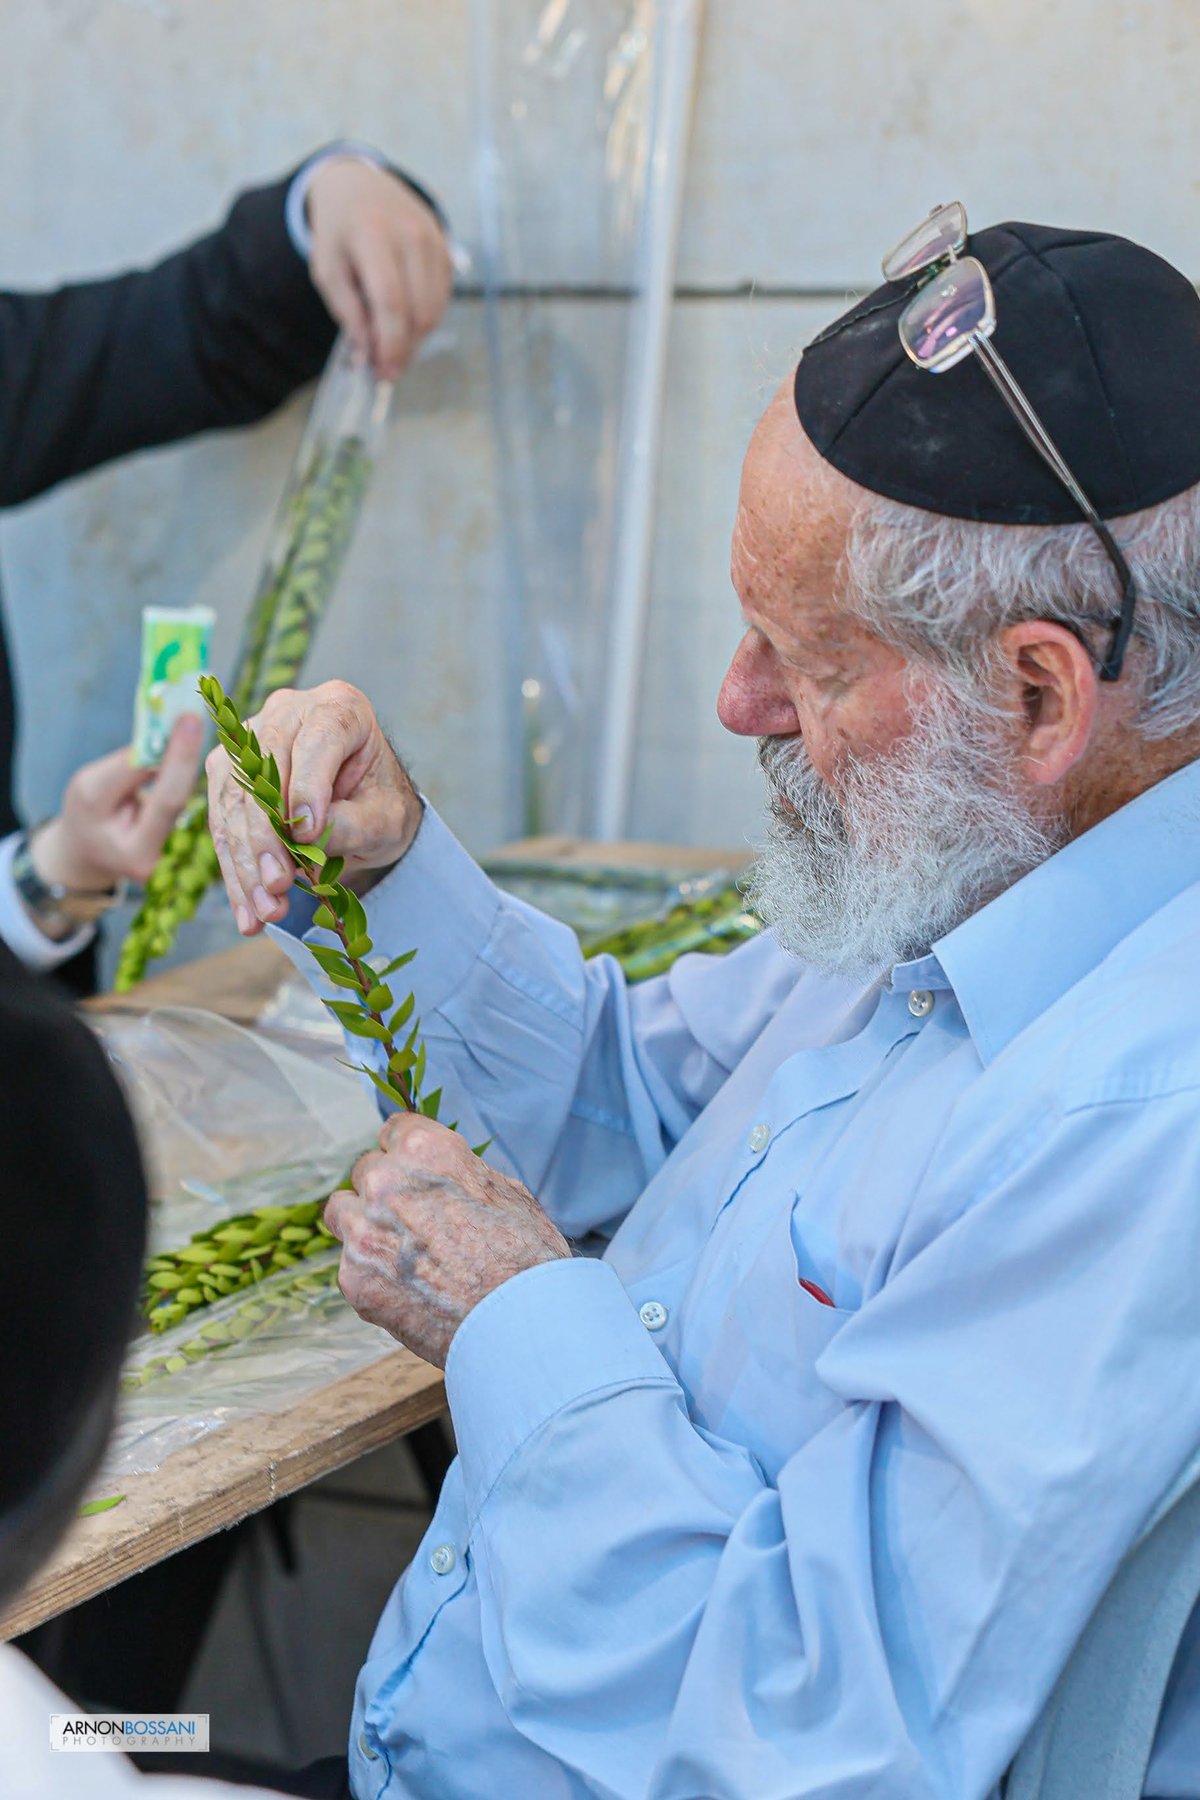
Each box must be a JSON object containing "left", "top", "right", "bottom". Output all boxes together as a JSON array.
[
  {"left": 324, "top": 1116, "right": 571, "bottom": 1369},
  {"left": 307, "top": 158, "right": 453, "bottom": 380},
  {"left": 205, "top": 680, "right": 423, "bottom": 935}
]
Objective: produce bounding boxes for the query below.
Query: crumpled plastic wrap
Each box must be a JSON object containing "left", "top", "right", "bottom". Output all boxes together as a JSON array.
[{"left": 88, "top": 1008, "right": 391, "bottom": 1476}]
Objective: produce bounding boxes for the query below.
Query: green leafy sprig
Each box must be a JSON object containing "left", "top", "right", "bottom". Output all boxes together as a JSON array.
[{"left": 198, "top": 673, "right": 441, "bottom": 1122}]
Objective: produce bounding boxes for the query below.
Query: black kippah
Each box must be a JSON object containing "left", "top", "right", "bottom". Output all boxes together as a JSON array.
[{"left": 793, "top": 220, "right": 1200, "bottom": 525}]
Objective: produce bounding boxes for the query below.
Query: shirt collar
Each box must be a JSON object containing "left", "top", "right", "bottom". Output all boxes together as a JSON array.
[{"left": 906, "top": 757, "right": 1200, "bottom": 1066}]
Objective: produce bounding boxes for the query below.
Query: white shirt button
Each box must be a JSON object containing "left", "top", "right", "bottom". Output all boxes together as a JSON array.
[
  {"left": 908, "top": 989, "right": 934, "bottom": 1018},
  {"left": 748, "top": 1122, "right": 770, "bottom": 1152},
  {"left": 429, "top": 1542, "right": 457, "bottom": 1575},
  {"left": 358, "top": 1730, "right": 380, "bottom": 1761},
  {"left": 639, "top": 1300, "right": 669, "bottom": 1331}
]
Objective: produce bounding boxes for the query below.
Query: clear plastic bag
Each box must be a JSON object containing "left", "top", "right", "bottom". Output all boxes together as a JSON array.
[
  {"left": 470, "top": 0, "right": 668, "bottom": 837},
  {"left": 483, "top": 855, "right": 736, "bottom": 936},
  {"left": 92, "top": 1007, "right": 377, "bottom": 1243},
  {"left": 107, "top": 1251, "right": 393, "bottom": 1479},
  {"left": 230, "top": 333, "right": 395, "bottom": 718},
  {"left": 85, "top": 1008, "right": 391, "bottom": 1475}
]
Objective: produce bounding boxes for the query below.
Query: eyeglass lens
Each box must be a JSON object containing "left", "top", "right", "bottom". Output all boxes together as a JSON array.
[
  {"left": 881, "top": 201, "right": 967, "bottom": 283},
  {"left": 900, "top": 258, "right": 993, "bottom": 371}
]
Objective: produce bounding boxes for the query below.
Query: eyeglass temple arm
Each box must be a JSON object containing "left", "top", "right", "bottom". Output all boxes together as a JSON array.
[{"left": 970, "top": 333, "right": 1137, "bottom": 682}]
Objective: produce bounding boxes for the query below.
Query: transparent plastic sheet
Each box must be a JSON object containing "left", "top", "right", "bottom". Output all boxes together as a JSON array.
[
  {"left": 252, "top": 859, "right": 756, "bottom": 1042},
  {"left": 105, "top": 1253, "right": 392, "bottom": 1481},
  {"left": 484, "top": 856, "right": 735, "bottom": 935},
  {"left": 470, "top": 0, "right": 661, "bottom": 837},
  {"left": 92, "top": 1007, "right": 377, "bottom": 1239},
  {"left": 86, "top": 1009, "right": 388, "bottom": 1475}
]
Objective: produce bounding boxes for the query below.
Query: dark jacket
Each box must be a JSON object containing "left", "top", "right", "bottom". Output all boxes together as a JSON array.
[{"left": 0, "top": 167, "right": 343, "bottom": 847}]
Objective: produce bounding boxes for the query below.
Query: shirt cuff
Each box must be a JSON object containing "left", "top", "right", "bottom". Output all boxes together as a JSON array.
[
  {"left": 285, "top": 142, "right": 451, "bottom": 262},
  {"left": 445, "top": 1256, "right": 678, "bottom": 1523},
  {"left": 0, "top": 833, "right": 95, "bottom": 972},
  {"left": 285, "top": 139, "right": 389, "bottom": 259}
]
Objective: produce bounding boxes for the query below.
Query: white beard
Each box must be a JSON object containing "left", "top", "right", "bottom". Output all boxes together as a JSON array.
[{"left": 747, "top": 687, "right": 1064, "bottom": 978}]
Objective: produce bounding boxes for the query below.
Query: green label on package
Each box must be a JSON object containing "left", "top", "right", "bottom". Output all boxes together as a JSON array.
[{"left": 132, "top": 606, "right": 216, "bottom": 768}]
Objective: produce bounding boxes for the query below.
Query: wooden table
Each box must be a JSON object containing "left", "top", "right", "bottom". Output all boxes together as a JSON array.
[{"left": 1, "top": 836, "right": 745, "bottom": 1641}]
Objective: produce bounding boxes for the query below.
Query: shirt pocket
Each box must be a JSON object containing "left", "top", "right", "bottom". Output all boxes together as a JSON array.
[{"left": 698, "top": 1198, "right": 857, "bottom": 1477}]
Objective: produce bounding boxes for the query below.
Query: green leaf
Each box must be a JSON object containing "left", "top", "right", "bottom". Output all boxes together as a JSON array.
[
  {"left": 323, "top": 1000, "right": 390, "bottom": 1042},
  {"left": 216, "top": 703, "right": 243, "bottom": 740},
  {"left": 323, "top": 855, "right": 345, "bottom": 885},
  {"left": 79, "top": 1494, "right": 125, "bottom": 1517},
  {"left": 412, "top": 1042, "right": 427, "bottom": 1093},
  {"left": 380, "top": 948, "right": 417, "bottom": 977},
  {"left": 317, "top": 823, "right": 334, "bottom": 851},
  {"left": 312, "top": 903, "right": 338, "bottom": 932},
  {"left": 324, "top": 998, "right": 368, "bottom": 1027},
  {"left": 309, "top": 945, "right": 359, "bottom": 987},
  {"left": 345, "top": 933, "right": 373, "bottom": 961},
  {"left": 362, "top": 1067, "right": 410, "bottom": 1109},
  {"left": 365, "top": 983, "right": 392, "bottom": 1013},
  {"left": 419, "top": 1087, "right": 442, "bottom": 1119},
  {"left": 266, "top": 751, "right": 281, "bottom": 789},
  {"left": 389, "top": 993, "right": 415, "bottom": 1034},
  {"left": 388, "top": 1048, "right": 415, "bottom": 1074},
  {"left": 349, "top": 1016, "right": 391, "bottom": 1042},
  {"left": 471, "top": 1139, "right": 493, "bottom": 1158},
  {"left": 344, "top": 889, "right": 368, "bottom": 943},
  {"left": 282, "top": 840, "right": 322, "bottom": 868}
]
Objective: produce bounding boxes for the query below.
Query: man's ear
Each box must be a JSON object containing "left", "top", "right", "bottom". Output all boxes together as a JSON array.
[{"left": 995, "top": 620, "right": 1100, "bottom": 786}]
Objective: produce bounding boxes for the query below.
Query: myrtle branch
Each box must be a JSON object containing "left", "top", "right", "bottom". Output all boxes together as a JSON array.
[{"left": 199, "top": 675, "right": 443, "bottom": 1123}]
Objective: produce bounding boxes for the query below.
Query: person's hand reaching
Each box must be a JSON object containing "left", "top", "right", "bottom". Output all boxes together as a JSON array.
[
  {"left": 32, "top": 714, "right": 205, "bottom": 898},
  {"left": 306, "top": 157, "right": 453, "bottom": 380}
]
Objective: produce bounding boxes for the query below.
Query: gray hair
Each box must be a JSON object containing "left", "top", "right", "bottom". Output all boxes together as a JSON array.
[{"left": 838, "top": 479, "right": 1200, "bottom": 738}]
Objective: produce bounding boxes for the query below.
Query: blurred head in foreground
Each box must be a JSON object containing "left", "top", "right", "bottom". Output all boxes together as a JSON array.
[
  {"left": 721, "top": 217, "right": 1200, "bottom": 975},
  {"left": 0, "top": 949, "right": 146, "bottom": 1611}
]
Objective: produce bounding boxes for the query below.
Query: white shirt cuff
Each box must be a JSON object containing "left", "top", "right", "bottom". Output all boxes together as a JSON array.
[
  {"left": 285, "top": 140, "right": 388, "bottom": 260},
  {"left": 0, "top": 833, "right": 95, "bottom": 972}
]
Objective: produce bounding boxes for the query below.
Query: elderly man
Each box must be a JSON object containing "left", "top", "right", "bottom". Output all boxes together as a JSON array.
[{"left": 209, "top": 212, "right": 1200, "bottom": 1799}]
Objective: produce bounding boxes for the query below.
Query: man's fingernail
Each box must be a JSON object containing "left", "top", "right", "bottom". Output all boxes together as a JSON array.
[
  {"left": 260, "top": 853, "right": 284, "bottom": 886},
  {"left": 235, "top": 905, "right": 253, "bottom": 935},
  {"left": 252, "top": 885, "right": 276, "bottom": 921},
  {"left": 294, "top": 806, "right": 315, "bottom": 838}
]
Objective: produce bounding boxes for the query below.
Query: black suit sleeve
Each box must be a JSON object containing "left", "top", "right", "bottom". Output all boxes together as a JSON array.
[{"left": 0, "top": 170, "right": 338, "bottom": 509}]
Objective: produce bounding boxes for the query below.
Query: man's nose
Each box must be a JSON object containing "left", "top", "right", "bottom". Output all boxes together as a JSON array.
[{"left": 717, "top": 632, "right": 800, "bottom": 737}]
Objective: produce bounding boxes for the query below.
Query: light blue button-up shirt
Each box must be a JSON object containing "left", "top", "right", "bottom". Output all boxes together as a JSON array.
[{"left": 276, "top": 758, "right": 1200, "bottom": 1800}]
